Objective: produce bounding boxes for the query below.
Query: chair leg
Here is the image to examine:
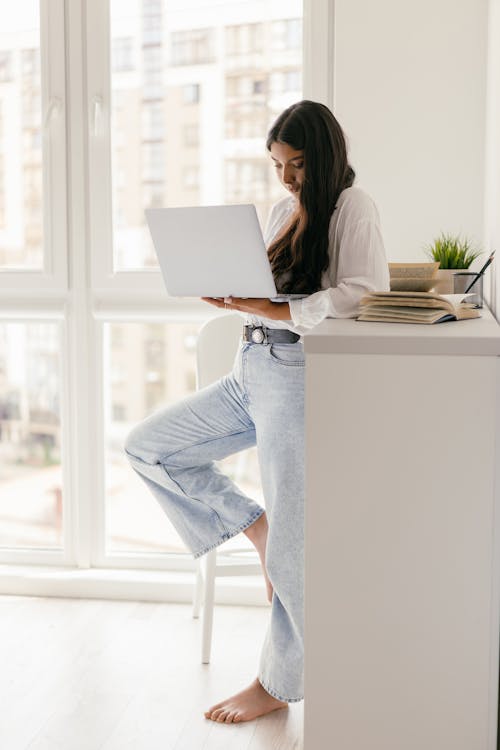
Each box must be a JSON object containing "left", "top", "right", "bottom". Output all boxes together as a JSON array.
[
  {"left": 192, "top": 559, "right": 203, "bottom": 619},
  {"left": 201, "top": 548, "right": 217, "bottom": 664}
]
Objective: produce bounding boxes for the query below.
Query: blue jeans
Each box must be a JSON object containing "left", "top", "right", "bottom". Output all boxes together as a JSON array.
[{"left": 124, "top": 340, "right": 305, "bottom": 702}]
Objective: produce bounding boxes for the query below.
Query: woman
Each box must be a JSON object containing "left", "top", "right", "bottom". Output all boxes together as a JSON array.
[{"left": 125, "top": 100, "right": 389, "bottom": 724}]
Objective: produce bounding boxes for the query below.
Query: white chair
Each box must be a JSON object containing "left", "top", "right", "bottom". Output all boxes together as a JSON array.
[{"left": 193, "top": 313, "right": 263, "bottom": 664}]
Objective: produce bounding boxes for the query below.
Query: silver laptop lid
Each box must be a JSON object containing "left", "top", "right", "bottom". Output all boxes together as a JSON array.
[{"left": 145, "top": 204, "right": 278, "bottom": 298}]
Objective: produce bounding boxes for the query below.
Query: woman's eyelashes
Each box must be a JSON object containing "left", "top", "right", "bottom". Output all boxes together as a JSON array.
[{"left": 272, "top": 161, "right": 304, "bottom": 170}]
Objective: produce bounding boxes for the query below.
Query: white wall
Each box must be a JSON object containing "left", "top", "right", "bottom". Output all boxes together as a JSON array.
[
  {"left": 485, "top": 0, "right": 500, "bottom": 313},
  {"left": 332, "top": 0, "right": 489, "bottom": 264}
]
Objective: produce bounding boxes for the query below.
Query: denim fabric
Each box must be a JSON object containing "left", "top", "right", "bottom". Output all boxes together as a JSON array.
[{"left": 124, "top": 340, "right": 305, "bottom": 702}]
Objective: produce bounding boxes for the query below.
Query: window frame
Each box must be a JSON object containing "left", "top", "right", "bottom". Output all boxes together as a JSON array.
[
  {"left": 0, "top": 311, "right": 71, "bottom": 566},
  {"left": 0, "top": 0, "right": 335, "bottom": 586},
  {"left": 0, "top": 0, "right": 68, "bottom": 295},
  {"left": 85, "top": 0, "right": 334, "bottom": 298}
]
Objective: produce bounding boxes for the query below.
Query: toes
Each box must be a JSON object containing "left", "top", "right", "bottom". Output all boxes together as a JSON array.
[
  {"left": 204, "top": 703, "right": 223, "bottom": 720},
  {"left": 210, "top": 707, "right": 226, "bottom": 722},
  {"left": 205, "top": 704, "right": 241, "bottom": 723}
]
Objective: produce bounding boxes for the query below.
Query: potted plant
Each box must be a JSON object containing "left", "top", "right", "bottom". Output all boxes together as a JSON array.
[{"left": 426, "top": 233, "right": 482, "bottom": 294}]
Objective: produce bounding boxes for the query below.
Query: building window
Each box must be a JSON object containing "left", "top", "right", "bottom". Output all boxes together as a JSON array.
[
  {"left": 112, "top": 403, "right": 127, "bottom": 422},
  {"left": 184, "top": 123, "right": 199, "bottom": 147},
  {"left": 170, "top": 29, "right": 215, "bottom": 66},
  {"left": 0, "top": 52, "right": 13, "bottom": 83},
  {"left": 182, "top": 165, "right": 199, "bottom": 189},
  {"left": 112, "top": 37, "right": 135, "bottom": 72},
  {"left": 182, "top": 83, "right": 200, "bottom": 105},
  {"left": 225, "top": 23, "right": 264, "bottom": 56},
  {"left": 253, "top": 79, "right": 266, "bottom": 95},
  {"left": 272, "top": 18, "right": 302, "bottom": 50},
  {"left": 141, "top": 102, "right": 165, "bottom": 141},
  {"left": 142, "top": 143, "right": 165, "bottom": 182}
]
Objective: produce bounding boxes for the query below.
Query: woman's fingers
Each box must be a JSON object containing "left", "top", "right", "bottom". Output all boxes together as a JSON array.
[
  {"left": 201, "top": 297, "right": 225, "bottom": 308},
  {"left": 201, "top": 296, "right": 243, "bottom": 311}
]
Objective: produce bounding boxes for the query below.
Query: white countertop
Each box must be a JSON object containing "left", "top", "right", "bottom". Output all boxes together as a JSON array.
[{"left": 303, "top": 306, "right": 500, "bottom": 356}]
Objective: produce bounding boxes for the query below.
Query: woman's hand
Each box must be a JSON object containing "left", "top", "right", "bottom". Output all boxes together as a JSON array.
[{"left": 201, "top": 297, "right": 291, "bottom": 321}]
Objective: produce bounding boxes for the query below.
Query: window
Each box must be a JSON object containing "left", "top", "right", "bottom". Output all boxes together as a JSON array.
[
  {"left": 182, "top": 83, "right": 200, "bottom": 105},
  {"left": 0, "top": 322, "right": 63, "bottom": 550},
  {"left": 170, "top": 29, "right": 215, "bottom": 66},
  {"left": 270, "top": 69, "right": 302, "bottom": 95},
  {"left": 102, "top": 2, "right": 302, "bottom": 275},
  {"left": 182, "top": 165, "right": 199, "bottom": 190},
  {"left": 141, "top": 102, "right": 165, "bottom": 141},
  {"left": 0, "top": 0, "right": 329, "bottom": 587},
  {"left": 0, "top": 0, "right": 66, "bottom": 289},
  {"left": 225, "top": 160, "right": 270, "bottom": 204},
  {"left": 225, "top": 23, "right": 264, "bottom": 56},
  {"left": 142, "top": 143, "right": 165, "bottom": 182},
  {"left": 112, "top": 37, "right": 135, "bottom": 72},
  {"left": 184, "top": 123, "right": 199, "bottom": 147},
  {"left": 0, "top": 10, "right": 43, "bottom": 269},
  {"left": 104, "top": 321, "right": 199, "bottom": 554},
  {"left": 0, "top": 51, "right": 13, "bottom": 82},
  {"left": 82, "top": 0, "right": 303, "bottom": 572},
  {"left": 272, "top": 19, "right": 302, "bottom": 50}
]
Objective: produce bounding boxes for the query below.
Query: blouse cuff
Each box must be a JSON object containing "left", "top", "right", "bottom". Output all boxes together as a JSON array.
[{"left": 288, "top": 297, "right": 305, "bottom": 329}]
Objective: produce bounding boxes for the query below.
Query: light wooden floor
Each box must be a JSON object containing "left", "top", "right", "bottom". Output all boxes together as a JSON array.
[{"left": 0, "top": 596, "right": 303, "bottom": 750}]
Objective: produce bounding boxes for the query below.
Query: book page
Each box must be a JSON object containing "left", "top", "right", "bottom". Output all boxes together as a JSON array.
[
  {"left": 440, "top": 293, "right": 475, "bottom": 307},
  {"left": 357, "top": 306, "right": 452, "bottom": 324},
  {"left": 388, "top": 262, "right": 439, "bottom": 279},
  {"left": 361, "top": 291, "right": 477, "bottom": 313}
]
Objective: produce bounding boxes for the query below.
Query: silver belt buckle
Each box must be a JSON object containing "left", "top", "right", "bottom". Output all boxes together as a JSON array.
[{"left": 251, "top": 326, "right": 266, "bottom": 344}]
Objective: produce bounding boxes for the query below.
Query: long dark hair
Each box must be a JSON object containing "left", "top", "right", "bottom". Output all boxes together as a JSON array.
[{"left": 266, "top": 100, "right": 355, "bottom": 293}]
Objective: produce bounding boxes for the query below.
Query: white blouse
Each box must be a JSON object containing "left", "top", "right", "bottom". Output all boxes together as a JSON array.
[{"left": 245, "top": 186, "right": 390, "bottom": 336}]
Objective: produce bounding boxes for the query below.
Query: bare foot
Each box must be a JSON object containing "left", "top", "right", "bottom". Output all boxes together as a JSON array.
[
  {"left": 204, "top": 678, "right": 287, "bottom": 723},
  {"left": 244, "top": 512, "right": 273, "bottom": 602}
]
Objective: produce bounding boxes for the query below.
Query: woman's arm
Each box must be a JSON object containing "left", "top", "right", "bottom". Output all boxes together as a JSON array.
[
  {"left": 201, "top": 297, "right": 291, "bottom": 320},
  {"left": 288, "top": 217, "right": 389, "bottom": 333}
]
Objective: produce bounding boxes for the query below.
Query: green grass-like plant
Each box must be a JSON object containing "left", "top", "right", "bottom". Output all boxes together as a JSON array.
[{"left": 426, "top": 233, "right": 482, "bottom": 269}]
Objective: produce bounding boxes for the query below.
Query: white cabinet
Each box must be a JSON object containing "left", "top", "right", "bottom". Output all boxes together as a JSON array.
[{"left": 304, "top": 312, "right": 500, "bottom": 749}]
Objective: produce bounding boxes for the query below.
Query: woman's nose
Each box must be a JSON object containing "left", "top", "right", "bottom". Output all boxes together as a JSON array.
[{"left": 283, "top": 166, "right": 294, "bottom": 185}]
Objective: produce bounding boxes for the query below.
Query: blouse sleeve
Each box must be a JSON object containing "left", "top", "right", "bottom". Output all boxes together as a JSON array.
[{"left": 288, "top": 215, "right": 390, "bottom": 333}]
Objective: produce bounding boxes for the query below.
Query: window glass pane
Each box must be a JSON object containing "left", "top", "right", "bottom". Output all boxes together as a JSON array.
[
  {"left": 0, "top": 322, "right": 63, "bottom": 549},
  {"left": 110, "top": 0, "right": 303, "bottom": 271},
  {"left": 0, "top": 2, "right": 44, "bottom": 270},
  {"left": 105, "top": 320, "right": 263, "bottom": 555}
]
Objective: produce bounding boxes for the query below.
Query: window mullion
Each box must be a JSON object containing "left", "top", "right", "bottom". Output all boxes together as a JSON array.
[
  {"left": 40, "top": 0, "right": 67, "bottom": 288},
  {"left": 86, "top": 0, "right": 116, "bottom": 292},
  {"left": 303, "top": 0, "right": 334, "bottom": 107},
  {"left": 65, "top": 0, "right": 94, "bottom": 568}
]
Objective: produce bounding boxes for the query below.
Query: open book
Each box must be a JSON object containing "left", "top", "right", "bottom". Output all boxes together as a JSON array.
[{"left": 358, "top": 291, "right": 480, "bottom": 324}]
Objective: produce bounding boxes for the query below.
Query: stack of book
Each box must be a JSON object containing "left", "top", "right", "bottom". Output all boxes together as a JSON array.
[{"left": 357, "top": 291, "right": 480, "bottom": 325}]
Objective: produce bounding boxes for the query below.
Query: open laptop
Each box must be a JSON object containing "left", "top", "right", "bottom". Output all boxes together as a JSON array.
[{"left": 145, "top": 204, "right": 278, "bottom": 298}]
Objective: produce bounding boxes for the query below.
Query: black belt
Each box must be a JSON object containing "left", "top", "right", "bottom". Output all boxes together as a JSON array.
[{"left": 243, "top": 325, "right": 300, "bottom": 344}]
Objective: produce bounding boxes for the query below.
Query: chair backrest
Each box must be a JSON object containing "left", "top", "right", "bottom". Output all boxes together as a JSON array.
[{"left": 196, "top": 313, "right": 243, "bottom": 389}]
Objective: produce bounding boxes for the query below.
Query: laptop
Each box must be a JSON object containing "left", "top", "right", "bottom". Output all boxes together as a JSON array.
[{"left": 145, "top": 204, "right": 278, "bottom": 298}]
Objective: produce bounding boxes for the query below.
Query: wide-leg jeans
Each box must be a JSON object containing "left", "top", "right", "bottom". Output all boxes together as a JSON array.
[{"left": 124, "top": 339, "right": 305, "bottom": 702}]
